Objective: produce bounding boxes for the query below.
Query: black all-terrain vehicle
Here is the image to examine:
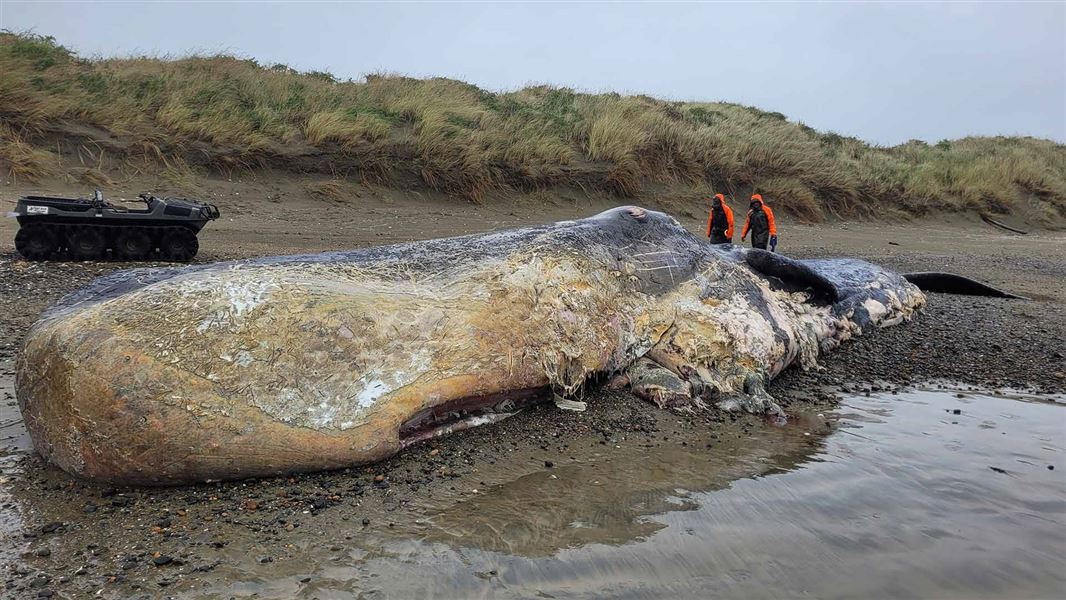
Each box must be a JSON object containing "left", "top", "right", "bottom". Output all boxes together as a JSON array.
[{"left": 11, "top": 190, "right": 219, "bottom": 262}]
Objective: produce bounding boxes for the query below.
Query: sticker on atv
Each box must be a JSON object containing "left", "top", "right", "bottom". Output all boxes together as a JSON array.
[{"left": 26, "top": 205, "right": 49, "bottom": 215}]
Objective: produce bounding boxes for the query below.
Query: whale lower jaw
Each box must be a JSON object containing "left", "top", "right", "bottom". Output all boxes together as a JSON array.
[{"left": 398, "top": 387, "right": 547, "bottom": 447}]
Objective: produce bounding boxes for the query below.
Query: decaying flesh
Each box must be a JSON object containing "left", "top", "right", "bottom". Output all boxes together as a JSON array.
[{"left": 16, "top": 207, "right": 924, "bottom": 484}]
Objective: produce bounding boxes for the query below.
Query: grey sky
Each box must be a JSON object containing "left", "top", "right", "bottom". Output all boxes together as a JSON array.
[{"left": 2, "top": 1, "right": 1063, "bottom": 145}]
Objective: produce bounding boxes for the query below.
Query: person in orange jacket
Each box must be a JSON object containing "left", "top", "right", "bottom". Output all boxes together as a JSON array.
[
  {"left": 705, "top": 193, "right": 734, "bottom": 244},
  {"left": 741, "top": 193, "right": 777, "bottom": 251}
]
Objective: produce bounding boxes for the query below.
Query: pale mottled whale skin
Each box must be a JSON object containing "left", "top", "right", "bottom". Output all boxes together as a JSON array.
[{"left": 16, "top": 207, "right": 924, "bottom": 485}]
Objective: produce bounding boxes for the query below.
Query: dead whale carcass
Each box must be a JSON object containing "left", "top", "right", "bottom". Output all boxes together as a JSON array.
[{"left": 17, "top": 207, "right": 926, "bottom": 485}]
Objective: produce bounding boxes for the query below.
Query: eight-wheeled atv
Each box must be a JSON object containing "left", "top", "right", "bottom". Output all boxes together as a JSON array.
[{"left": 11, "top": 190, "right": 219, "bottom": 262}]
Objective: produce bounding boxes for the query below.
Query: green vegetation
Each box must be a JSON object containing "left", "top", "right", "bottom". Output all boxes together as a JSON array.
[{"left": 2, "top": 32, "right": 1063, "bottom": 222}]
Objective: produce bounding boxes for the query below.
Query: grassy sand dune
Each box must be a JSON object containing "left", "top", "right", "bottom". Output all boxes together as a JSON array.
[{"left": 1, "top": 32, "right": 1064, "bottom": 223}]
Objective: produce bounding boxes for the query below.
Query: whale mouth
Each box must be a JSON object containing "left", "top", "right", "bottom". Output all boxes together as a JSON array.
[{"left": 399, "top": 387, "right": 548, "bottom": 447}]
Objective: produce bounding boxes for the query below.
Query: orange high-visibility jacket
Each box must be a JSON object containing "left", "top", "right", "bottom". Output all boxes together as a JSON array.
[
  {"left": 705, "top": 196, "right": 734, "bottom": 239},
  {"left": 742, "top": 195, "right": 777, "bottom": 238}
]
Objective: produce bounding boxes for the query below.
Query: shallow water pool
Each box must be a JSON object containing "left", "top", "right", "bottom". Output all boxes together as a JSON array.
[{"left": 186, "top": 388, "right": 1065, "bottom": 599}]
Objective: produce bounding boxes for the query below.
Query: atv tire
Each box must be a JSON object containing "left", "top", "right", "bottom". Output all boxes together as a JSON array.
[
  {"left": 14, "top": 224, "right": 58, "bottom": 261},
  {"left": 69, "top": 227, "right": 107, "bottom": 261},
  {"left": 162, "top": 229, "right": 198, "bottom": 262},
  {"left": 114, "top": 229, "right": 153, "bottom": 260}
]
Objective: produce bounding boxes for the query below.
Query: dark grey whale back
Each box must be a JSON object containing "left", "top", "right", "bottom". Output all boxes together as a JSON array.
[{"left": 39, "top": 206, "right": 1021, "bottom": 326}]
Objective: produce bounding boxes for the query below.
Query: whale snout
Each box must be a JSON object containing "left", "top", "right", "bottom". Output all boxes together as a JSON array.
[{"left": 16, "top": 316, "right": 401, "bottom": 485}]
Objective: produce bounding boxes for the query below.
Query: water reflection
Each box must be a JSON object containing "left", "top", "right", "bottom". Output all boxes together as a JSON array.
[
  {"left": 423, "top": 415, "right": 825, "bottom": 556},
  {"left": 380, "top": 390, "right": 1064, "bottom": 599}
]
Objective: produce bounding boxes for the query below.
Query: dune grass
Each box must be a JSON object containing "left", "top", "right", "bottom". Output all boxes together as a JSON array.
[{"left": 1, "top": 32, "right": 1063, "bottom": 222}]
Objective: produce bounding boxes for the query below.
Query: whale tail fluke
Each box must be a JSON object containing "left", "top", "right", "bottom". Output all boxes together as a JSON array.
[{"left": 903, "top": 272, "right": 1027, "bottom": 299}]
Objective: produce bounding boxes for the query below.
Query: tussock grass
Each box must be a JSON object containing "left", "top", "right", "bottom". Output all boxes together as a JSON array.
[
  {"left": 74, "top": 167, "right": 116, "bottom": 187},
  {"left": 1, "top": 32, "right": 1063, "bottom": 221},
  {"left": 0, "top": 124, "right": 58, "bottom": 182},
  {"left": 305, "top": 111, "right": 391, "bottom": 146},
  {"left": 305, "top": 179, "right": 346, "bottom": 199}
]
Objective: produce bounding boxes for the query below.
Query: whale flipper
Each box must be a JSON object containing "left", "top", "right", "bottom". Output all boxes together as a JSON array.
[
  {"left": 626, "top": 357, "right": 693, "bottom": 409},
  {"left": 744, "top": 250, "right": 839, "bottom": 303}
]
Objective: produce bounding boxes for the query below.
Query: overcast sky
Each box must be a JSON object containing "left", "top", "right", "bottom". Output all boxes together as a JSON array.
[{"left": 2, "top": 1, "right": 1063, "bottom": 145}]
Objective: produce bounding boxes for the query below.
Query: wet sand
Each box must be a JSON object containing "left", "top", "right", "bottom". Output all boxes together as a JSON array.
[
  {"left": 1, "top": 180, "right": 1064, "bottom": 598},
  {"left": 3, "top": 386, "right": 1062, "bottom": 599}
]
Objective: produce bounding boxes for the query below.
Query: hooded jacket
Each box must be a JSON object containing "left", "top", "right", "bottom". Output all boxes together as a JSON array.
[
  {"left": 742, "top": 194, "right": 777, "bottom": 239},
  {"left": 705, "top": 194, "right": 734, "bottom": 240}
]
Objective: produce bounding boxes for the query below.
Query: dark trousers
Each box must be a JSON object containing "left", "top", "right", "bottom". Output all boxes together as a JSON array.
[
  {"left": 709, "top": 233, "right": 731, "bottom": 245},
  {"left": 751, "top": 232, "right": 769, "bottom": 250}
]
